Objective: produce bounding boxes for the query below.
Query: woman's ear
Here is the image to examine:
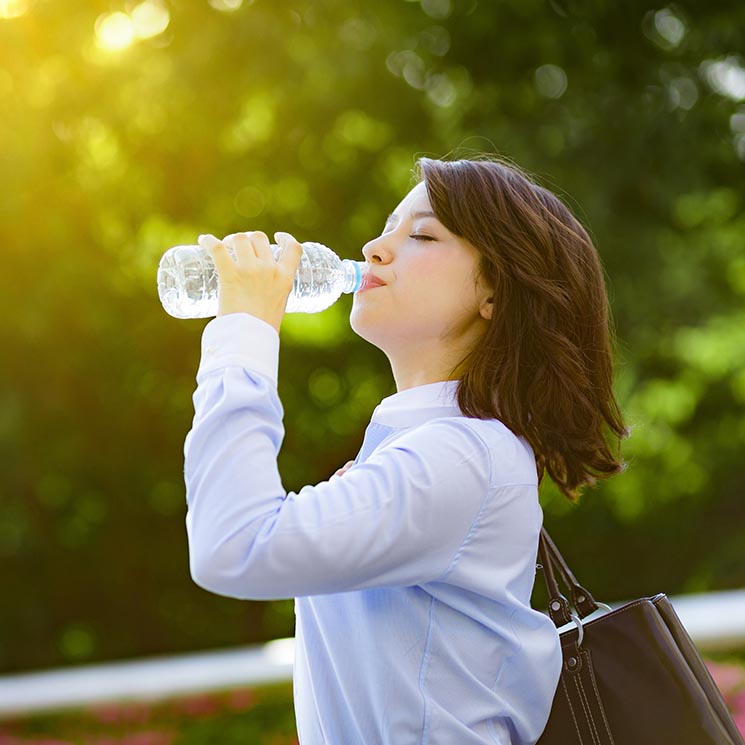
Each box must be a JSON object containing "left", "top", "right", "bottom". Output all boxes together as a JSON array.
[{"left": 479, "top": 296, "right": 494, "bottom": 321}]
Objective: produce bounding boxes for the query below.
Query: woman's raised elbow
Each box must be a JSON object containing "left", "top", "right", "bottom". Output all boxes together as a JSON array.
[
  {"left": 188, "top": 543, "right": 284, "bottom": 600},
  {"left": 188, "top": 544, "right": 252, "bottom": 599}
]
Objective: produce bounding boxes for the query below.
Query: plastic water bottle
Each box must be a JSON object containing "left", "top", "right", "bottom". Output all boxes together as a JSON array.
[{"left": 157, "top": 240, "right": 365, "bottom": 319}]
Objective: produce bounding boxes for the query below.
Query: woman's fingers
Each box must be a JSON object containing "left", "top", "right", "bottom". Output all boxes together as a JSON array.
[
  {"left": 211, "top": 230, "right": 300, "bottom": 271},
  {"left": 198, "top": 228, "right": 303, "bottom": 329},
  {"left": 333, "top": 460, "right": 356, "bottom": 477},
  {"left": 250, "top": 231, "right": 275, "bottom": 262},
  {"left": 222, "top": 231, "right": 270, "bottom": 264},
  {"left": 198, "top": 234, "right": 234, "bottom": 275},
  {"left": 274, "top": 231, "right": 303, "bottom": 276}
]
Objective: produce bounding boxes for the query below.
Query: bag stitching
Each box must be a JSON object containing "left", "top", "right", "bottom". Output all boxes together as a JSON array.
[
  {"left": 585, "top": 649, "right": 615, "bottom": 745},
  {"left": 560, "top": 674, "right": 585, "bottom": 745},
  {"left": 573, "top": 670, "right": 601, "bottom": 745}
]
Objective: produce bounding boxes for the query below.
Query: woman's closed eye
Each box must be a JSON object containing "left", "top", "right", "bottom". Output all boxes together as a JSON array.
[{"left": 409, "top": 233, "right": 436, "bottom": 241}]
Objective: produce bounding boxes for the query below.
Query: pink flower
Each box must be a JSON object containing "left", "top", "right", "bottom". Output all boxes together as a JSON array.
[
  {"left": 90, "top": 703, "right": 125, "bottom": 725},
  {"left": 734, "top": 710, "right": 745, "bottom": 738},
  {"left": 226, "top": 688, "right": 256, "bottom": 711},
  {"left": 174, "top": 693, "right": 220, "bottom": 718},
  {"left": 706, "top": 659, "right": 745, "bottom": 693},
  {"left": 705, "top": 658, "right": 745, "bottom": 737}
]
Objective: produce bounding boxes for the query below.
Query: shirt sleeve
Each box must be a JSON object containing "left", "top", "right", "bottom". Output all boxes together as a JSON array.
[{"left": 184, "top": 313, "right": 497, "bottom": 600}]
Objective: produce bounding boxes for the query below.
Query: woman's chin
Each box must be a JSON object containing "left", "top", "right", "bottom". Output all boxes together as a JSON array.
[
  {"left": 350, "top": 303, "right": 387, "bottom": 347},
  {"left": 349, "top": 305, "right": 373, "bottom": 341}
]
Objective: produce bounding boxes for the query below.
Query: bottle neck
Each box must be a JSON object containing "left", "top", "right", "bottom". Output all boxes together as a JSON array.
[{"left": 341, "top": 259, "right": 365, "bottom": 294}]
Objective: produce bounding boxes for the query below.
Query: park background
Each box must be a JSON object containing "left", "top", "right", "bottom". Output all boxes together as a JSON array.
[{"left": 1, "top": 0, "right": 744, "bottom": 741}]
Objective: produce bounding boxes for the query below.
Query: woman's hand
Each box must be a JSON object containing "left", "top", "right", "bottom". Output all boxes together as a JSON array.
[
  {"left": 198, "top": 230, "right": 303, "bottom": 333},
  {"left": 333, "top": 460, "right": 355, "bottom": 478}
]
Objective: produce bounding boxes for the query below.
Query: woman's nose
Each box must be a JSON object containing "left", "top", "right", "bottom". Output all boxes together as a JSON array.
[{"left": 362, "top": 235, "right": 393, "bottom": 265}]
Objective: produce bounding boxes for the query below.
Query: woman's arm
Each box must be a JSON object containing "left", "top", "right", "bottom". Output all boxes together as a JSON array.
[{"left": 184, "top": 314, "right": 500, "bottom": 600}]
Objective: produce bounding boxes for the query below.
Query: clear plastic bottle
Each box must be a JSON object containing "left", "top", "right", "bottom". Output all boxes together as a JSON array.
[{"left": 157, "top": 241, "right": 365, "bottom": 319}]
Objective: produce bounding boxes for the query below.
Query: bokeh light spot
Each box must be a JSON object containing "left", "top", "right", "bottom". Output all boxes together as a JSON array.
[
  {"left": 535, "top": 64, "right": 568, "bottom": 98},
  {"left": 730, "top": 111, "right": 745, "bottom": 133},
  {"left": 654, "top": 8, "right": 686, "bottom": 48},
  {"left": 419, "top": 25, "right": 450, "bottom": 56},
  {"left": 426, "top": 73, "right": 457, "bottom": 107},
  {"left": 59, "top": 625, "right": 96, "bottom": 661},
  {"left": 642, "top": 8, "right": 687, "bottom": 50},
  {"left": 208, "top": 0, "right": 245, "bottom": 12},
  {"left": 700, "top": 56, "right": 745, "bottom": 102},
  {"left": 234, "top": 185, "right": 266, "bottom": 219},
  {"left": 308, "top": 368, "right": 343, "bottom": 407},
  {"left": 95, "top": 11, "right": 136, "bottom": 53},
  {"left": 221, "top": 93, "right": 276, "bottom": 153},
  {"left": 335, "top": 110, "right": 392, "bottom": 151},
  {"left": 0, "top": 0, "right": 28, "bottom": 19},
  {"left": 421, "top": 0, "right": 451, "bottom": 20},
  {"left": 339, "top": 17, "right": 377, "bottom": 51},
  {"left": 667, "top": 76, "right": 698, "bottom": 110},
  {"left": 131, "top": 0, "right": 170, "bottom": 40}
]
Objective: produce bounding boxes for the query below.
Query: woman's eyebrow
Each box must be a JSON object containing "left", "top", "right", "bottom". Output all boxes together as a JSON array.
[{"left": 385, "top": 209, "right": 439, "bottom": 225}]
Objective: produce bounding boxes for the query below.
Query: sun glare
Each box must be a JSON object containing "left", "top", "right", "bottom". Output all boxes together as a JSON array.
[{"left": 0, "top": 0, "right": 29, "bottom": 20}]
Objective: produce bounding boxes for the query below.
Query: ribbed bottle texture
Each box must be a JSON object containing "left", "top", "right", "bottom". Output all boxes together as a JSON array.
[{"left": 157, "top": 241, "right": 364, "bottom": 319}]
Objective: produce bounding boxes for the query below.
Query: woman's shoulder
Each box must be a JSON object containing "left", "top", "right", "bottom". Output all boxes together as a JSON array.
[{"left": 402, "top": 415, "right": 539, "bottom": 487}]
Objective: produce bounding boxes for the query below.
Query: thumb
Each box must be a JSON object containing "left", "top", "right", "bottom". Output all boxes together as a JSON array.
[{"left": 274, "top": 232, "right": 303, "bottom": 273}]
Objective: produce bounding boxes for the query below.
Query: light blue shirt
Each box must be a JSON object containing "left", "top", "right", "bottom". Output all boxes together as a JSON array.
[{"left": 184, "top": 313, "right": 562, "bottom": 745}]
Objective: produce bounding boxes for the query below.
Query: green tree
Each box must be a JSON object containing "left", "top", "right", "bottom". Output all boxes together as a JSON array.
[{"left": 0, "top": 0, "right": 743, "bottom": 673}]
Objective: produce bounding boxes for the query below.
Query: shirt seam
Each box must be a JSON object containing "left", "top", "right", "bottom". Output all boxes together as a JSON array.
[
  {"left": 436, "top": 481, "right": 538, "bottom": 583},
  {"left": 418, "top": 594, "right": 438, "bottom": 745},
  {"left": 436, "top": 425, "right": 493, "bottom": 583},
  {"left": 436, "top": 426, "right": 537, "bottom": 583}
]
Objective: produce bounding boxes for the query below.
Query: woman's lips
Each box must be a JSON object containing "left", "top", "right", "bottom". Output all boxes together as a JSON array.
[{"left": 357, "top": 274, "right": 387, "bottom": 293}]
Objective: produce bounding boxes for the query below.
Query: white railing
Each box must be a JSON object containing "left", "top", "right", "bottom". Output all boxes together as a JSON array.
[{"left": 0, "top": 589, "right": 743, "bottom": 718}]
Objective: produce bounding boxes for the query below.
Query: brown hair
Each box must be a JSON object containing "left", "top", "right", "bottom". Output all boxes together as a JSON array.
[{"left": 417, "top": 156, "right": 627, "bottom": 502}]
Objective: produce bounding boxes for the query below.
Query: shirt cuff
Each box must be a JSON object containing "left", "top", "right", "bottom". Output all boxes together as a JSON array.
[{"left": 197, "top": 313, "right": 280, "bottom": 386}]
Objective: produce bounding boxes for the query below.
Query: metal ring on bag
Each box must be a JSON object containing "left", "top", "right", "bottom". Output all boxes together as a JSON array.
[{"left": 571, "top": 612, "right": 584, "bottom": 647}]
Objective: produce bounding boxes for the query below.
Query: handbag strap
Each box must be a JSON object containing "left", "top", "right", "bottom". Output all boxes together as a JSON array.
[{"left": 539, "top": 527, "right": 601, "bottom": 628}]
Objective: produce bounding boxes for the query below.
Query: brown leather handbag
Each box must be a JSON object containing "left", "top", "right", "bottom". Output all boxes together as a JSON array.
[{"left": 536, "top": 528, "right": 745, "bottom": 745}]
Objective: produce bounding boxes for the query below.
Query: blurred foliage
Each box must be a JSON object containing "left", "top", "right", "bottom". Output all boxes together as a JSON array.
[{"left": 0, "top": 0, "right": 744, "bottom": 674}]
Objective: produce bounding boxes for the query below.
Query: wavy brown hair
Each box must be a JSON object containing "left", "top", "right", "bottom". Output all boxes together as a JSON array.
[{"left": 417, "top": 156, "right": 627, "bottom": 502}]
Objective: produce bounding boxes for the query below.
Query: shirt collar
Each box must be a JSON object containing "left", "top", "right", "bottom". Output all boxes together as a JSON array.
[{"left": 371, "top": 380, "right": 462, "bottom": 428}]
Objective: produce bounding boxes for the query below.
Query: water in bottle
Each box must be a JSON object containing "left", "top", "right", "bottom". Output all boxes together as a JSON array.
[{"left": 157, "top": 240, "right": 365, "bottom": 319}]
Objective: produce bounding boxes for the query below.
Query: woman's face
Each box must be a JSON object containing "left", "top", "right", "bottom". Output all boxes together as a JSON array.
[{"left": 350, "top": 181, "right": 493, "bottom": 366}]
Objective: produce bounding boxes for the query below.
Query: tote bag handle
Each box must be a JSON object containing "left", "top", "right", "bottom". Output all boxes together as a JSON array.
[{"left": 538, "top": 528, "right": 612, "bottom": 629}]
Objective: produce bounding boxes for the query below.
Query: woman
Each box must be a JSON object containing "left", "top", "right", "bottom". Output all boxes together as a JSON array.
[{"left": 184, "top": 156, "right": 627, "bottom": 744}]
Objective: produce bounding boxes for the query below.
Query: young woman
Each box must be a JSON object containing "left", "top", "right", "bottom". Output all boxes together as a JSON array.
[{"left": 184, "top": 156, "right": 627, "bottom": 744}]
